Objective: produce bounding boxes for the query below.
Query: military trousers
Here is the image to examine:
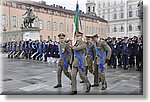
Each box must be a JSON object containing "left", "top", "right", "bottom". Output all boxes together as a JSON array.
[
  {"left": 71, "top": 67, "right": 91, "bottom": 92},
  {"left": 57, "top": 66, "right": 71, "bottom": 86},
  {"left": 85, "top": 65, "right": 93, "bottom": 76},
  {"left": 94, "top": 64, "right": 107, "bottom": 86}
]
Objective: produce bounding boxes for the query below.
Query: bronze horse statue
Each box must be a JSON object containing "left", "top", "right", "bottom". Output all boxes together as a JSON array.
[
  {"left": 22, "top": 7, "right": 38, "bottom": 28},
  {"left": 23, "top": 16, "right": 38, "bottom": 28}
]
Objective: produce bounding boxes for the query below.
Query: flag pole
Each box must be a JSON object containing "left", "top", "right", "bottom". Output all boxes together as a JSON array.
[{"left": 72, "top": 0, "right": 79, "bottom": 46}]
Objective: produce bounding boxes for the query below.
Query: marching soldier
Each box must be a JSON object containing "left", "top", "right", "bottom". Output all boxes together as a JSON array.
[
  {"left": 23, "top": 41, "right": 28, "bottom": 59},
  {"left": 92, "top": 34, "right": 111, "bottom": 90},
  {"left": 135, "top": 37, "right": 143, "bottom": 71},
  {"left": 79, "top": 35, "right": 94, "bottom": 83},
  {"left": 31, "top": 40, "right": 37, "bottom": 60},
  {"left": 110, "top": 37, "right": 117, "bottom": 68},
  {"left": 71, "top": 31, "right": 91, "bottom": 95},
  {"left": 8, "top": 42, "right": 13, "bottom": 58},
  {"left": 43, "top": 40, "right": 48, "bottom": 62},
  {"left": 91, "top": 34, "right": 100, "bottom": 87},
  {"left": 28, "top": 39, "right": 32, "bottom": 59},
  {"left": 117, "top": 38, "right": 123, "bottom": 67},
  {"left": 54, "top": 33, "right": 72, "bottom": 88},
  {"left": 85, "top": 35, "right": 94, "bottom": 75},
  {"left": 14, "top": 42, "right": 20, "bottom": 58}
]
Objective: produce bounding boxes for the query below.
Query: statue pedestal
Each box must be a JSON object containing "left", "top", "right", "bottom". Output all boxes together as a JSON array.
[
  {"left": 21, "top": 27, "right": 41, "bottom": 41},
  {"left": 2, "top": 27, "right": 41, "bottom": 42}
]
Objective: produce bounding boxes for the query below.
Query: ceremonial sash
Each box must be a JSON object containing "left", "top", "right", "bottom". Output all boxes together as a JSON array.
[
  {"left": 94, "top": 43, "right": 106, "bottom": 73},
  {"left": 24, "top": 43, "right": 28, "bottom": 53},
  {"left": 8, "top": 45, "right": 11, "bottom": 52},
  {"left": 86, "top": 47, "right": 94, "bottom": 59},
  {"left": 73, "top": 50, "right": 85, "bottom": 72},
  {"left": 28, "top": 43, "right": 31, "bottom": 49},
  {"left": 58, "top": 44, "right": 69, "bottom": 69},
  {"left": 38, "top": 44, "right": 42, "bottom": 54},
  {"left": 13, "top": 45, "right": 16, "bottom": 52}
]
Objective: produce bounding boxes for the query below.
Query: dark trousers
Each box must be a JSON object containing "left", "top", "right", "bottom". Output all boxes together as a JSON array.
[
  {"left": 44, "top": 52, "right": 48, "bottom": 62},
  {"left": 122, "top": 54, "right": 128, "bottom": 69},
  {"left": 117, "top": 54, "right": 122, "bottom": 67},
  {"left": 136, "top": 54, "right": 143, "bottom": 70},
  {"left": 129, "top": 54, "right": 135, "bottom": 67},
  {"left": 110, "top": 54, "right": 117, "bottom": 68}
]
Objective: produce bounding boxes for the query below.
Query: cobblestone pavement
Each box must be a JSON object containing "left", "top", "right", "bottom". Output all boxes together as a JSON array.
[{"left": 0, "top": 54, "right": 143, "bottom": 95}]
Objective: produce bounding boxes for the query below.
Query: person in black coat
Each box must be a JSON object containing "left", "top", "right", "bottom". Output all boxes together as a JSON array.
[
  {"left": 110, "top": 37, "right": 117, "bottom": 68},
  {"left": 121, "top": 37, "right": 130, "bottom": 70}
]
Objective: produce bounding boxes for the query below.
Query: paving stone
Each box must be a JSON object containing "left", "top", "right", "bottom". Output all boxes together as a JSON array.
[{"left": 1, "top": 55, "right": 143, "bottom": 95}]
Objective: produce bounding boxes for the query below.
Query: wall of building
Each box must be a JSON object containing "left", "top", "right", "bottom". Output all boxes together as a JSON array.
[
  {"left": 96, "top": 0, "right": 142, "bottom": 38},
  {"left": 0, "top": 0, "right": 108, "bottom": 42}
]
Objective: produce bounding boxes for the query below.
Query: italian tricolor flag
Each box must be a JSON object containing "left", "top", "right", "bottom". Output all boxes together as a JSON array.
[{"left": 72, "top": 1, "right": 82, "bottom": 45}]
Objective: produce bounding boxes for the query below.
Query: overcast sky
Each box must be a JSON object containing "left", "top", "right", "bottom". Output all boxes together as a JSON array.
[{"left": 32, "top": 0, "right": 87, "bottom": 12}]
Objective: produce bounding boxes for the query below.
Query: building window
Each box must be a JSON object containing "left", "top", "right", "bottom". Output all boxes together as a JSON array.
[
  {"left": 120, "top": 26, "right": 124, "bottom": 32},
  {"left": 129, "top": 25, "right": 132, "bottom": 31},
  {"left": 53, "top": 22, "right": 57, "bottom": 31},
  {"left": 137, "top": 25, "right": 141, "bottom": 31},
  {"left": 92, "top": 27, "right": 95, "bottom": 33},
  {"left": 98, "top": 28, "right": 101, "bottom": 34},
  {"left": 93, "top": 6, "right": 95, "bottom": 12},
  {"left": 114, "top": 27, "right": 117, "bottom": 32},
  {"left": 12, "top": 16, "right": 17, "bottom": 27},
  {"left": 129, "top": 11, "right": 132, "bottom": 17},
  {"left": 120, "top": 12, "right": 124, "bottom": 18},
  {"left": 121, "top": 0, "right": 123, "bottom": 4},
  {"left": 88, "top": 6, "right": 90, "bottom": 12},
  {"left": 67, "top": 24, "right": 69, "bottom": 32},
  {"left": 114, "top": 1, "right": 116, "bottom": 6},
  {"left": 2, "top": 14, "right": 7, "bottom": 27},
  {"left": 12, "top": 3, "right": 17, "bottom": 8},
  {"left": 101, "top": 28, "right": 103, "bottom": 34},
  {"left": 96, "top": 28, "right": 99, "bottom": 34},
  {"left": 108, "top": 2, "right": 110, "bottom": 6},
  {"left": 47, "top": 21, "right": 51, "bottom": 30},
  {"left": 59, "top": 23, "right": 64, "bottom": 31},
  {"left": 86, "top": 26, "right": 89, "bottom": 34},
  {"left": 98, "top": 4, "right": 101, "bottom": 8},
  {"left": 39, "top": 20, "right": 43, "bottom": 29},
  {"left": 103, "top": 3, "right": 105, "bottom": 7},
  {"left": 89, "top": 27, "right": 92, "bottom": 34},
  {"left": 113, "top": 13, "right": 117, "bottom": 19},
  {"left": 137, "top": 10, "right": 143, "bottom": 18}
]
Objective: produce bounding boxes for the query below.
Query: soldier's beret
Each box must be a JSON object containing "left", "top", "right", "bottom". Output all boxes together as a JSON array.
[{"left": 58, "top": 33, "right": 65, "bottom": 38}]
